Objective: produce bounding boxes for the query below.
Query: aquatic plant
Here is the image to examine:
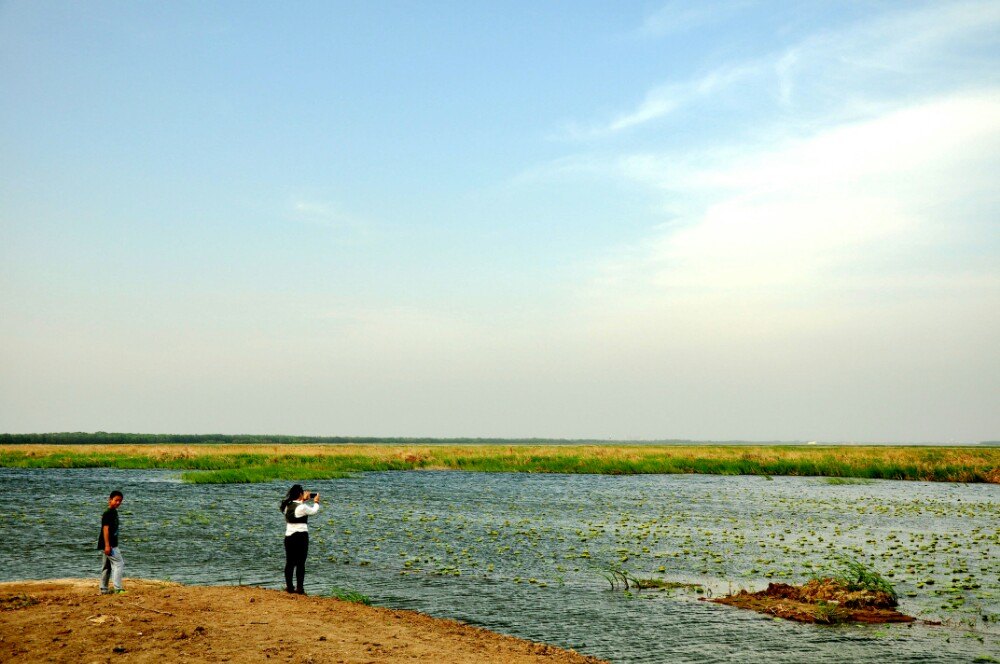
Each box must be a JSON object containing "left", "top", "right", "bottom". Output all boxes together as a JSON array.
[
  {"left": 600, "top": 567, "right": 703, "bottom": 593},
  {"left": 631, "top": 578, "right": 704, "bottom": 592},
  {"left": 600, "top": 568, "right": 638, "bottom": 590},
  {"left": 178, "top": 510, "right": 211, "bottom": 525},
  {"left": 326, "top": 587, "right": 373, "bottom": 605},
  {"left": 182, "top": 467, "right": 354, "bottom": 484},
  {"left": 821, "top": 556, "right": 898, "bottom": 603}
]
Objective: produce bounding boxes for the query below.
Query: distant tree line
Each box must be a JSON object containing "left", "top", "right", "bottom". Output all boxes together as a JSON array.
[{"left": 0, "top": 432, "right": 710, "bottom": 446}]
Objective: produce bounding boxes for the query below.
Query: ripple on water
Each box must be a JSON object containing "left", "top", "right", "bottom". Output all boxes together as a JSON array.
[{"left": 0, "top": 468, "right": 997, "bottom": 663}]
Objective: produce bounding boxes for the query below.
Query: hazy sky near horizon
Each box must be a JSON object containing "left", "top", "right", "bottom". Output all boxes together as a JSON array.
[{"left": 2, "top": 1, "right": 998, "bottom": 442}]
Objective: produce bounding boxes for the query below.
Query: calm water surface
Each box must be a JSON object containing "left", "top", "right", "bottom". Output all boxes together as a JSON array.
[{"left": 1, "top": 469, "right": 997, "bottom": 663}]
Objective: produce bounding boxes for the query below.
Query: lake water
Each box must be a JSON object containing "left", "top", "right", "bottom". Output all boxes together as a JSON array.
[{"left": 1, "top": 468, "right": 996, "bottom": 662}]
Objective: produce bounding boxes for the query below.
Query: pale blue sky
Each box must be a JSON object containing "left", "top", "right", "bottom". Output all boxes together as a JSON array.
[{"left": 2, "top": 1, "right": 998, "bottom": 441}]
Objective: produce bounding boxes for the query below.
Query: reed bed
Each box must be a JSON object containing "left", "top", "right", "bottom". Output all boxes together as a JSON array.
[{"left": 0, "top": 443, "right": 996, "bottom": 484}]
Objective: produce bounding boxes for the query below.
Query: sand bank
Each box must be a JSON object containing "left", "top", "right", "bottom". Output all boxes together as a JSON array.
[{"left": 0, "top": 579, "right": 604, "bottom": 663}]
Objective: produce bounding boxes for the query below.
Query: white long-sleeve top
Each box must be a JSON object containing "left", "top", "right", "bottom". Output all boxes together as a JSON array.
[{"left": 285, "top": 500, "right": 320, "bottom": 536}]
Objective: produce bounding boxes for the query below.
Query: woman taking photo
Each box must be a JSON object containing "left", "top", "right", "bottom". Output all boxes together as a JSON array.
[{"left": 280, "top": 484, "right": 320, "bottom": 594}]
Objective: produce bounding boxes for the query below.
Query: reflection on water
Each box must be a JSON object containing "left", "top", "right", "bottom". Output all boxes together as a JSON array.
[{"left": 1, "top": 469, "right": 997, "bottom": 663}]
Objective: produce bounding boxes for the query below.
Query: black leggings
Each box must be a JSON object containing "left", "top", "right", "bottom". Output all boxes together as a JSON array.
[{"left": 284, "top": 531, "right": 309, "bottom": 592}]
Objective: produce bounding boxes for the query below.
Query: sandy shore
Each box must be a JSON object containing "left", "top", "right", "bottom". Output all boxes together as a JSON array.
[{"left": 0, "top": 579, "right": 605, "bottom": 663}]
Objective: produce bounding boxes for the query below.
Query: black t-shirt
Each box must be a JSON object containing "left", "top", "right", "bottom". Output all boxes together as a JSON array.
[{"left": 98, "top": 508, "right": 119, "bottom": 549}]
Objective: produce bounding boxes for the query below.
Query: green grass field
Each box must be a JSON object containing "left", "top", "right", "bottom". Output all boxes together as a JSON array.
[{"left": 0, "top": 441, "right": 996, "bottom": 484}]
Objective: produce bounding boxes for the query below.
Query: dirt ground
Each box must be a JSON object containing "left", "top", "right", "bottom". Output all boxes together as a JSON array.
[{"left": 0, "top": 579, "right": 605, "bottom": 663}]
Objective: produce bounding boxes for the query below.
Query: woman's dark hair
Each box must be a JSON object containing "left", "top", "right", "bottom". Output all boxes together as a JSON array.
[
  {"left": 109, "top": 490, "right": 123, "bottom": 500},
  {"left": 280, "top": 484, "right": 305, "bottom": 512}
]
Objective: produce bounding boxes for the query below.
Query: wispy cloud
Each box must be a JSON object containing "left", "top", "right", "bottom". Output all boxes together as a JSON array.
[
  {"left": 560, "top": 0, "right": 1000, "bottom": 139},
  {"left": 636, "top": 0, "right": 750, "bottom": 38},
  {"left": 607, "top": 93, "right": 678, "bottom": 133},
  {"left": 555, "top": 64, "right": 757, "bottom": 140},
  {"left": 284, "top": 199, "right": 377, "bottom": 240}
]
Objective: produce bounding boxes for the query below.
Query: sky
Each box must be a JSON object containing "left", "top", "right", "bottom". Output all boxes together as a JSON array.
[{"left": 1, "top": 1, "right": 998, "bottom": 442}]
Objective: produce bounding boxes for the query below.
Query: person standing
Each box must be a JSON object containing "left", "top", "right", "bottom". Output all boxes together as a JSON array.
[
  {"left": 280, "top": 484, "right": 320, "bottom": 594},
  {"left": 98, "top": 490, "right": 125, "bottom": 594}
]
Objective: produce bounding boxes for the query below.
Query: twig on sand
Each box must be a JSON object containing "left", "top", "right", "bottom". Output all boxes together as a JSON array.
[{"left": 131, "top": 603, "right": 174, "bottom": 617}]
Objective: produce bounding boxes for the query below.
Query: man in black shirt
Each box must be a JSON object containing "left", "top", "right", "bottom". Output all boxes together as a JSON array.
[{"left": 98, "top": 490, "right": 125, "bottom": 594}]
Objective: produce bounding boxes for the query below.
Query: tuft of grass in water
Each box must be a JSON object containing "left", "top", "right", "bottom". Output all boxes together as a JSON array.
[
  {"left": 600, "top": 568, "right": 638, "bottom": 590},
  {"left": 182, "top": 467, "right": 354, "bottom": 484},
  {"left": 821, "top": 556, "right": 898, "bottom": 603},
  {"left": 632, "top": 578, "right": 704, "bottom": 591},
  {"left": 812, "top": 600, "right": 843, "bottom": 625},
  {"left": 2, "top": 442, "right": 997, "bottom": 484},
  {"left": 600, "top": 567, "right": 702, "bottom": 592},
  {"left": 178, "top": 510, "right": 211, "bottom": 525},
  {"left": 326, "top": 587, "right": 372, "bottom": 605},
  {"left": 824, "top": 477, "right": 874, "bottom": 485}
]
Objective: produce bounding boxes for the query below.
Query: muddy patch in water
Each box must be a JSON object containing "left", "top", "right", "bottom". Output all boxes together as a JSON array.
[{"left": 712, "top": 578, "right": 916, "bottom": 624}]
